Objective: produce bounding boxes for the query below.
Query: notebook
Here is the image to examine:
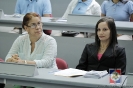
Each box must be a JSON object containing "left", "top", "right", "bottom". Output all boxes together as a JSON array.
[{"left": 83, "top": 70, "right": 108, "bottom": 79}]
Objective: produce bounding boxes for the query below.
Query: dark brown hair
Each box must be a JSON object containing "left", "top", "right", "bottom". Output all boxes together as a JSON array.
[
  {"left": 22, "top": 13, "right": 41, "bottom": 29},
  {"left": 95, "top": 17, "right": 118, "bottom": 47},
  {"left": 95, "top": 17, "right": 118, "bottom": 56}
]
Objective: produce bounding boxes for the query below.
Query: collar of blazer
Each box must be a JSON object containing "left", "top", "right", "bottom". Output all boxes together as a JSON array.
[{"left": 90, "top": 43, "right": 114, "bottom": 62}]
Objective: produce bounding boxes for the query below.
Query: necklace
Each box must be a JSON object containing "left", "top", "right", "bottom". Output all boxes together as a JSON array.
[
  {"left": 100, "top": 47, "right": 105, "bottom": 51},
  {"left": 100, "top": 46, "right": 107, "bottom": 51}
]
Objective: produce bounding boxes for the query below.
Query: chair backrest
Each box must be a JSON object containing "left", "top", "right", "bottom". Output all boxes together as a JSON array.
[
  {"left": 43, "top": 14, "right": 52, "bottom": 35},
  {"left": 0, "top": 58, "right": 4, "bottom": 62},
  {"left": 56, "top": 58, "right": 68, "bottom": 69}
]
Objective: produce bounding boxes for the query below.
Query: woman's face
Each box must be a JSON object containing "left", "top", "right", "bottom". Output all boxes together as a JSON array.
[
  {"left": 24, "top": 17, "right": 43, "bottom": 37},
  {"left": 97, "top": 22, "right": 111, "bottom": 42}
]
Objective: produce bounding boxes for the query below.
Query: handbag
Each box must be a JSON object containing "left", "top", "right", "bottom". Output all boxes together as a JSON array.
[{"left": 62, "top": 31, "right": 79, "bottom": 37}]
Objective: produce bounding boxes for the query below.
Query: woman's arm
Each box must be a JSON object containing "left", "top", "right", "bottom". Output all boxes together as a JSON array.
[
  {"left": 127, "top": 1, "right": 133, "bottom": 21},
  {"left": 91, "top": 2, "right": 101, "bottom": 16},
  {"left": 101, "top": 1, "right": 107, "bottom": 17},
  {"left": 15, "top": 0, "right": 21, "bottom": 14},
  {"left": 101, "top": 13, "right": 106, "bottom": 17},
  {"left": 115, "top": 47, "right": 126, "bottom": 75},
  {"left": 17, "top": 60, "right": 36, "bottom": 65},
  {"left": 42, "top": 0, "right": 52, "bottom": 17},
  {"left": 76, "top": 44, "right": 88, "bottom": 70},
  {"left": 5, "top": 37, "right": 21, "bottom": 62},
  {"left": 34, "top": 38, "right": 57, "bottom": 68},
  {"left": 130, "top": 13, "right": 133, "bottom": 22},
  {"left": 62, "top": 0, "right": 75, "bottom": 19}
]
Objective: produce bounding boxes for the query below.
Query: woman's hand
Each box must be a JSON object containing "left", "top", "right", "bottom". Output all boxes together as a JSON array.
[
  {"left": 17, "top": 60, "right": 25, "bottom": 64},
  {"left": 6, "top": 54, "right": 21, "bottom": 63},
  {"left": 12, "top": 54, "right": 25, "bottom": 64},
  {"left": 6, "top": 57, "right": 18, "bottom": 63},
  {"left": 12, "top": 54, "right": 21, "bottom": 60},
  {"left": 6, "top": 54, "right": 30, "bottom": 64}
]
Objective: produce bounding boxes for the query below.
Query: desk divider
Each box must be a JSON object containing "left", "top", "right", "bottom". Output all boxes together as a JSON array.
[
  {"left": 0, "top": 9, "right": 4, "bottom": 19},
  {"left": 67, "top": 14, "right": 101, "bottom": 24},
  {"left": 0, "top": 62, "right": 38, "bottom": 77}
]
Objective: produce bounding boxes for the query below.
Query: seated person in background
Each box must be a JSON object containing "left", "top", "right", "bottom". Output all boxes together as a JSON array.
[
  {"left": 62, "top": 0, "right": 101, "bottom": 37},
  {"left": 14, "top": 0, "right": 52, "bottom": 35},
  {"left": 101, "top": 0, "right": 133, "bottom": 40},
  {"left": 5, "top": 13, "right": 57, "bottom": 88},
  {"left": 62, "top": 0, "right": 101, "bottom": 19},
  {"left": 76, "top": 17, "right": 126, "bottom": 75}
]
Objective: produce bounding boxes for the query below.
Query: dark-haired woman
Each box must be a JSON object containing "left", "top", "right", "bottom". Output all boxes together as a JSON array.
[{"left": 76, "top": 17, "right": 126, "bottom": 75}]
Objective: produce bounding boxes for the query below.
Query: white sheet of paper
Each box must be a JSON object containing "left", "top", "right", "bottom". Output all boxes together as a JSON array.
[{"left": 54, "top": 68, "right": 87, "bottom": 77}]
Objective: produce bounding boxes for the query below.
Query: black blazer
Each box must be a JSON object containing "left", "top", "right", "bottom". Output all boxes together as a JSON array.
[{"left": 76, "top": 43, "right": 126, "bottom": 75}]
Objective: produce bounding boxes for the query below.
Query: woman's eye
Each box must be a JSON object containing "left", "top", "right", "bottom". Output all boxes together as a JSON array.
[
  {"left": 97, "top": 29, "right": 100, "bottom": 31},
  {"left": 31, "top": 23, "right": 36, "bottom": 26},
  {"left": 103, "top": 28, "right": 107, "bottom": 31},
  {"left": 38, "top": 22, "right": 41, "bottom": 25}
]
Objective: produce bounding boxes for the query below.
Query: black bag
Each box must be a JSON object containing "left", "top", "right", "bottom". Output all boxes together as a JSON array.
[{"left": 62, "top": 31, "right": 79, "bottom": 37}]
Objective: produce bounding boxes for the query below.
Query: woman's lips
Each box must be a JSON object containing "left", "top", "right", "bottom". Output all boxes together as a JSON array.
[{"left": 99, "top": 36, "right": 105, "bottom": 38}]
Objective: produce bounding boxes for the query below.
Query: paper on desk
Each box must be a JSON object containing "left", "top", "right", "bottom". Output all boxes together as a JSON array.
[{"left": 54, "top": 68, "right": 87, "bottom": 77}]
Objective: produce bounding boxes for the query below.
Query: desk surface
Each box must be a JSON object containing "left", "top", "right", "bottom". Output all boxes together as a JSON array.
[
  {"left": 0, "top": 16, "right": 133, "bottom": 35},
  {"left": 126, "top": 75, "right": 133, "bottom": 86},
  {"left": 0, "top": 68, "right": 128, "bottom": 88}
]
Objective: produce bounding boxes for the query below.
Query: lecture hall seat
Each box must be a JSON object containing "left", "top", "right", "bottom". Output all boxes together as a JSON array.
[
  {"left": 0, "top": 58, "right": 4, "bottom": 62},
  {"left": 130, "top": 17, "right": 133, "bottom": 40},
  {"left": 43, "top": 14, "right": 52, "bottom": 35},
  {"left": 56, "top": 58, "right": 68, "bottom": 69}
]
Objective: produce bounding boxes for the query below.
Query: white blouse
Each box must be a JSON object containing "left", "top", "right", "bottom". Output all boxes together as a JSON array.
[
  {"left": 62, "top": 0, "right": 101, "bottom": 19},
  {"left": 5, "top": 33, "right": 57, "bottom": 69}
]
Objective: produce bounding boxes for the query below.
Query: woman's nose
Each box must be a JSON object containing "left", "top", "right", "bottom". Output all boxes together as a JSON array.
[{"left": 99, "top": 30, "right": 103, "bottom": 34}]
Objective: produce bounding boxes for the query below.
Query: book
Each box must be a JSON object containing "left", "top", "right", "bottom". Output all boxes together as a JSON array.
[
  {"left": 83, "top": 70, "right": 108, "bottom": 79},
  {"left": 54, "top": 68, "right": 87, "bottom": 77}
]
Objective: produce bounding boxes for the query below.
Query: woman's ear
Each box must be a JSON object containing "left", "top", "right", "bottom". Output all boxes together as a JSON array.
[{"left": 24, "top": 25, "right": 28, "bottom": 31}]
